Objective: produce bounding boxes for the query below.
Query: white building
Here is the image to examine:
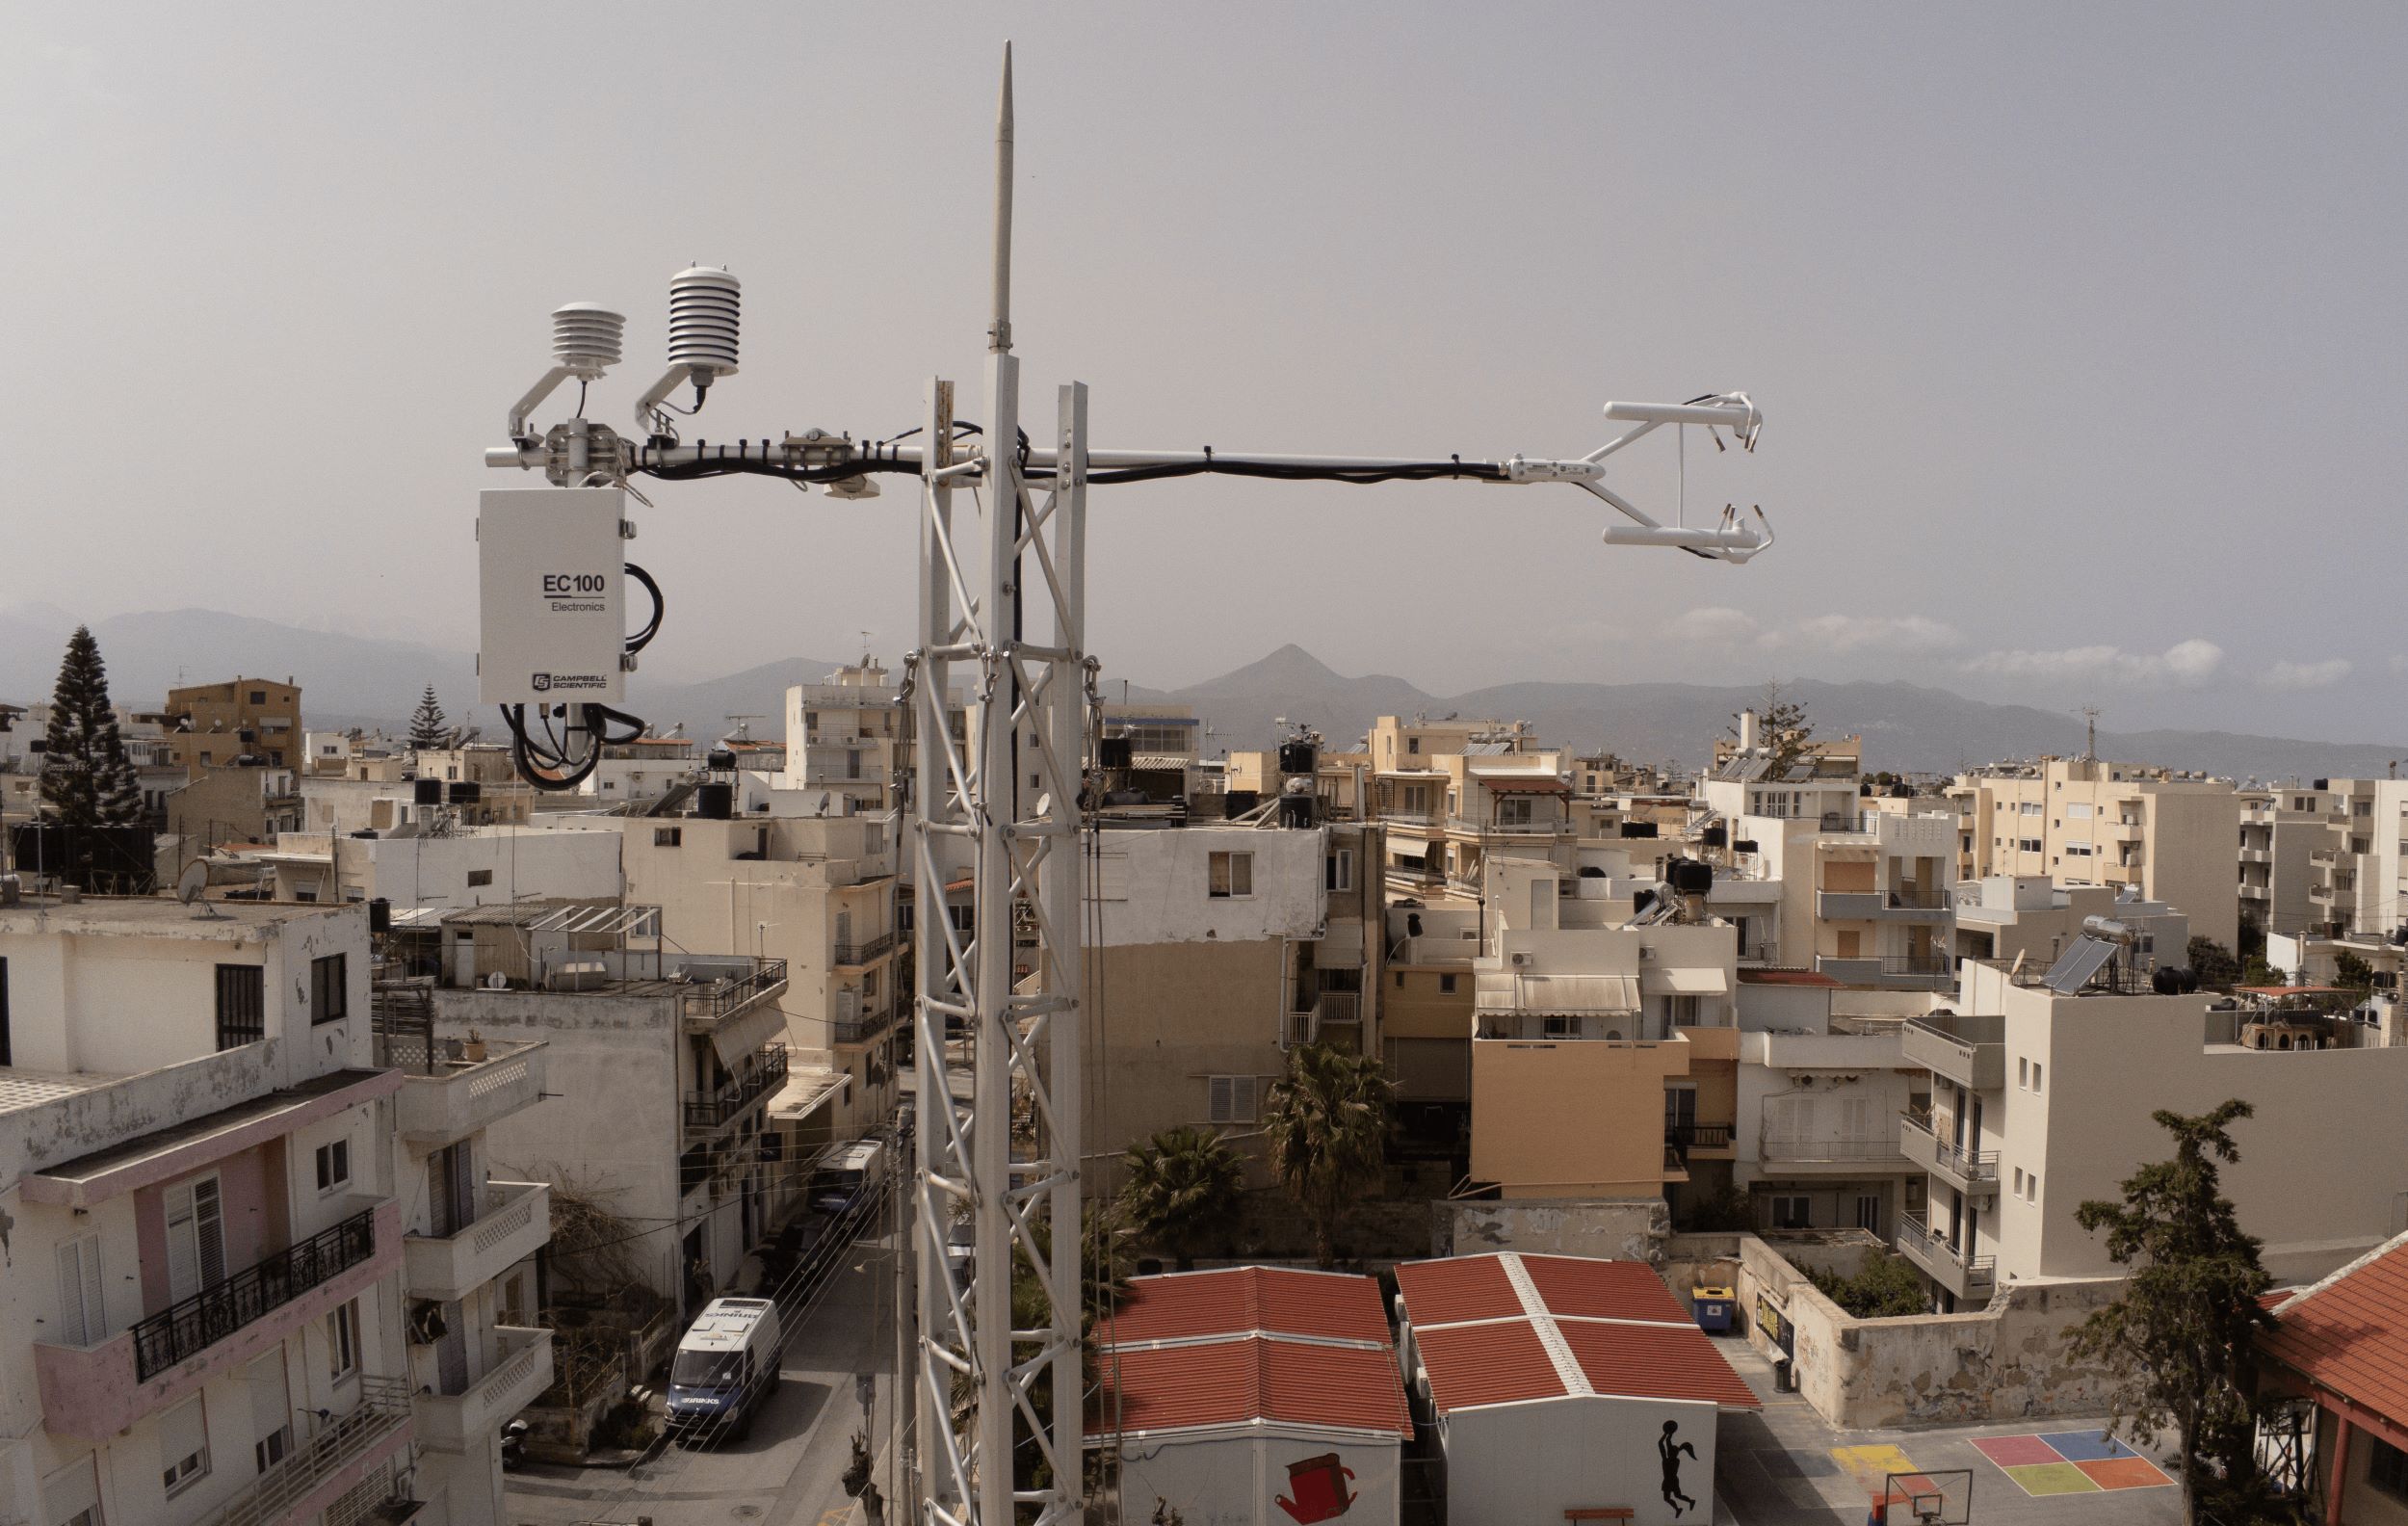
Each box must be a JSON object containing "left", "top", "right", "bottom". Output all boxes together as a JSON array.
[
  {"left": 0, "top": 893, "right": 531, "bottom": 1526},
  {"left": 1897, "top": 956, "right": 2408, "bottom": 1310},
  {"left": 1950, "top": 875, "right": 2188, "bottom": 972},
  {"left": 1392, "top": 1253, "right": 1758, "bottom": 1526},
  {"left": 1731, "top": 969, "right": 1925, "bottom": 1238},
  {"left": 257, "top": 825, "right": 623, "bottom": 911},
  {"left": 1087, "top": 1268, "right": 1411, "bottom": 1526}
]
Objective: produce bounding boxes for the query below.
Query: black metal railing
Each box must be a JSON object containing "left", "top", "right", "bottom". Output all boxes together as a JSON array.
[
  {"left": 131, "top": 1209, "right": 377, "bottom": 1380},
  {"left": 1664, "top": 1123, "right": 1733, "bottom": 1166},
  {"left": 683, "top": 1045, "right": 790, "bottom": 1129},
  {"left": 832, "top": 931, "right": 897, "bottom": 966},
  {"left": 679, "top": 960, "right": 787, "bottom": 1022}
]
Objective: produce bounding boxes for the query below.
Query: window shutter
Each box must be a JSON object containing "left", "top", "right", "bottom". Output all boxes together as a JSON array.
[
  {"left": 1208, "top": 1075, "right": 1232, "bottom": 1123},
  {"left": 248, "top": 1355, "right": 289, "bottom": 1439},
  {"left": 1232, "top": 1075, "right": 1258, "bottom": 1123},
  {"left": 165, "top": 1182, "right": 200, "bottom": 1302},
  {"left": 195, "top": 1178, "right": 225, "bottom": 1287},
  {"left": 41, "top": 1459, "right": 99, "bottom": 1526},
  {"left": 56, "top": 1239, "right": 101, "bottom": 1347},
  {"left": 160, "top": 1395, "right": 207, "bottom": 1472}
]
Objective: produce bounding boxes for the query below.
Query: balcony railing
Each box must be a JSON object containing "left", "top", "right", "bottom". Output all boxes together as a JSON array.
[
  {"left": 405, "top": 1181, "right": 552, "bottom": 1303},
  {"left": 1446, "top": 815, "right": 1568, "bottom": 838},
  {"left": 833, "top": 931, "right": 898, "bottom": 966},
  {"left": 133, "top": 1208, "right": 378, "bottom": 1381},
  {"left": 197, "top": 1377, "right": 412, "bottom": 1526},
  {"left": 1759, "top": 1135, "right": 1908, "bottom": 1166},
  {"left": 1899, "top": 1109, "right": 2000, "bottom": 1182},
  {"left": 414, "top": 1327, "right": 553, "bottom": 1453},
  {"left": 1665, "top": 1123, "right": 1734, "bottom": 1165},
  {"left": 803, "top": 762, "right": 886, "bottom": 784},
  {"left": 684, "top": 1045, "right": 791, "bottom": 1129},
  {"left": 1897, "top": 1213, "right": 1996, "bottom": 1297},
  {"left": 680, "top": 959, "right": 788, "bottom": 1023}
]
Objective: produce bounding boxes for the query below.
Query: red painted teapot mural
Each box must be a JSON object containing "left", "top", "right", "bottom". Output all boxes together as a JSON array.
[{"left": 1275, "top": 1452, "right": 1358, "bottom": 1524}]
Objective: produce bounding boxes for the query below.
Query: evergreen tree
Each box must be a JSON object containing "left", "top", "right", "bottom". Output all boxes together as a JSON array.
[
  {"left": 39, "top": 626, "right": 144, "bottom": 827},
  {"left": 2072, "top": 1101, "right": 2279, "bottom": 1525},
  {"left": 407, "top": 685, "right": 449, "bottom": 750}
]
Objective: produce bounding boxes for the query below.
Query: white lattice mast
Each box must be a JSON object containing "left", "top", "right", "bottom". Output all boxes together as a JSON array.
[{"left": 910, "top": 43, "right": 1089, "bottom": 1526}]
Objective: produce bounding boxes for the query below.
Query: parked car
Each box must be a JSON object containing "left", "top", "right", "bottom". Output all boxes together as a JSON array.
[{"left": 808, "top": 1138, "right": 887, "bottom": 1219}]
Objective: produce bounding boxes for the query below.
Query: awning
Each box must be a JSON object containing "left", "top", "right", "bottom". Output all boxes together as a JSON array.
[
  {"left": 768, "top": 1066, "right": 851, "bottom": 1122},
  {"left": 1513, "top": 974, "right": 1640, "bottom": 1013},
  {"left": 708, "top": 998, "right": 790, "bottom": 1066},
  {"left": 1641, "top": 967, "right": 1730, "bottom": 996},
  {"left": 1476, "top": 776, "right": 1571, "bottom": 796}
]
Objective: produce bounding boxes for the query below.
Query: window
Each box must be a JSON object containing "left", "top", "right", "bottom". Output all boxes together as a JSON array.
[
  {"left": 2371, "top": 1435, "right": 2408, "bottom": 1502},
  {"left": 41, "top": 1457, "right": 101, "bottom": 1526},
  {"left": 55, "top": 1233, "right": 105, "bottom": 1347},
  {"left": 248, "top": 1355, "right": 291, "bottom": 1476},
  {"left": 1770, "top": 1196, "right": 1811, "bottom": 1230},
  {"left": 1495, "top": 796, "right": 1534, "bottom": 827},
  {"left": 1394, "top": 971, "right": 1405, "bottom": 988},
  {"left": 315, "top": 1139, "right": 351, "bottom": 1194},
  {"left": 655, "top": 827, "right": 683, "bottom": 847},
  {"left": 1407, "top": 738, "right": 1421, "bottom": 755},
  {"left": 164, "top": 1174, "right": 226, "bottom": 1303},
  {"left": 1324, "top": 849, "right": 1353, "bottom": 893},
  {"left": 1207, "top": 851, "right": 1253, "bottom": 899},
  {"left": 327, "top": 1300, "right": 360, "bottom": 1381},
  {"left": 2018, "top": 1057, "right": 2028, "bottom": 1089},
  {"left": 2030, "top": 1063, "right": 2043, "bottom": 1092},
  {"left": 1543, "top": 1014, "right": 1579, "bottom": 1039},
  {"left": 2013, "top": 1167, "right": 2026, "bottom": 1195},
  {"left": 309, "top": 954, "right": 348, "bottom": 1026},
  {"left": 1207, "top": 1075, "right": 1258, "bottom": 1124},
  {"left": 1855, "top": 1194, "right": 1882, "bottom": 1232},
  {"left": 2025, "top": 1172, "right": 2039, "bottom": 1204},
  {"left": 213, "top": 963, "right": 266, "bottom": 1050},
  {"left": 1438, "top": 973, "right": 1457, "bottom": 994},
  {"left": 249, "top": 690, "right": 266, "bottom": 705},
  {"left": 465, "top": 869, "right": 493, "bottom": 887},
  {"left": 160, "top": 1395, "right": 210, "bottom": 1494}
]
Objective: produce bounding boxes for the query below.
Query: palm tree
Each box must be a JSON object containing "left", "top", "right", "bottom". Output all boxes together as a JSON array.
[
  {"left": 1263, "top": 1043, "right": 1395, "bottom": 1268},
  {"left": 1120, "top": 1126, "right": 1244, "bottom": 1270}
]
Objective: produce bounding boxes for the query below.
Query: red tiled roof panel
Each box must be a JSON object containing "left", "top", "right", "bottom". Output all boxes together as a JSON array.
[
  {"left": 1394, "top": 1255, "right": 1523, "bottom": 1327},
  {"left": 1095, "top": 1267, "right": 1393, "bottom": 1348},
  {"left": 2262, "top": 1243, "right": 2408, "bottom": 1420},
  {"left": 1518, "top": 1255, "right": 1692, "bottom": 1325},
  {"left": 1556, "top": 1319, "right": 1762, "bottom": 1408},
  {"left": 1086, "top": 1337, "right": 1411, "bottom": 1437},
  {"left": 1412, "top": 1320, "right": 1568, "bottom": 1412}
]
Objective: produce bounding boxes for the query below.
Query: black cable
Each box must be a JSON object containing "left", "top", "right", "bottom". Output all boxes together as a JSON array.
[{"left": 625, "top": 563, "right": 665, "bottom": 653}]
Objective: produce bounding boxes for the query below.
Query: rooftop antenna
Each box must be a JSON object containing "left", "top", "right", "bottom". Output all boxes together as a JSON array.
[
  {"left": 2081, "top": 705, "right": 2101, "bottom": 762},
  {"left": 989, "top": 41, "right": 1013, "bottom": 355}
]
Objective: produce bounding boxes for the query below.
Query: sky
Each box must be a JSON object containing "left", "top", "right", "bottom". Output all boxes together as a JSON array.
[{"left": 2, "top": 5, "right": 2402, "bottom": 741}]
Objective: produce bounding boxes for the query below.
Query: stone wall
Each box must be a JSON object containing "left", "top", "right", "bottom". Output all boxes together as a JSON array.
[
  {"left": 1734, "top": 1234, "right": 2124, "bottom": 1429},
  {"left": 1444, "top": 1197, "right": 1670, "bottom": 1260}
]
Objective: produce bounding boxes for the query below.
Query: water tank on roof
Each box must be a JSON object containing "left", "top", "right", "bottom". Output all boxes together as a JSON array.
[
  {"left": 1278, "top": 793, "right": 1317, "bottom": 829},
  {"left": 368, "top": 898, "right": 391, "bottom": 934},
  {"left": 1701, "top": 825, "right": 1728, "bottom": 849},
  {"left": 1733, "top": 838, "right": 1759, "bottom": 855},
  {"left": 449, "top": 780, "right": 482, "bottom": 804},
  {"left": 1620, "top": 821, "right": 1659, "bottom": 839},
  {"left": 413, "top": 778, "right": 443, "bottom": 805},
  {"left": 697, "top": 782, "right": 734, "bottom": 820},
  {"left": 1223, "top": 789, "right": 1259, "bottom": 818},
  {"left": 1665, "top": 858, "right": 1715, "bottom": 896},
  {"left": 1277, "top": 739, "right": 1318, "bottom": 776},
  {"left": 1098, "top": 736, "right": 1134, "bottom": 770},
  {"left": 707, "top": 749, "right": 737, "bottom": 773}
]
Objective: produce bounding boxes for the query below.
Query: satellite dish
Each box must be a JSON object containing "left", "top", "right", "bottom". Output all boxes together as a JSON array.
[{"left": 176, "top": 860, "right": 210, "bottom": 903}]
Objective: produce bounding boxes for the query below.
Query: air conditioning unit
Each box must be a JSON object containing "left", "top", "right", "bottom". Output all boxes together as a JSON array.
[
  {"left": 1637, "top": 946, "right": 1658, "bottom": 960},
  {"left": 1509, "top": 952, "right": 1531, "bottom": 966}
]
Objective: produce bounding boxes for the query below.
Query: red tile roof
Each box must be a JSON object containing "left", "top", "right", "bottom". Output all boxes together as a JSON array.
[
  {"left": 1412, "top": 1321, "right": 1568, "bottom": 1411},
  {"left": 1095, "top": 1267, "right": 1395, "bottom": 1348},
  {"left": 1556, "top": 1319, "right": 1763, "bottom": 1409},
  {"left": 1397, "top": 1252, "right": 1760, "bottom": 1414},
  {"left": 2261, "top": 1237, "right": 2408, "bottom": 1421},
  {"left": 1087, "top": 1337, "right": 1412, "bottom": 1438}
]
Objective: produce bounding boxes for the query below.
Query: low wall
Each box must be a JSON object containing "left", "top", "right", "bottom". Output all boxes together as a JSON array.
[
  {"left": 1660, "top": 1232, "right": 1744, "bottom": 1312},
  {"left": 1734, "top": 1235, "right": 2123, "bottom": 1430},
  {"left": 1762, "top": 1229, "right": 1882, "bottom": 1280},
  {"left": 1444, "top": 1197, "right": 1669, "bottom": 1260}
]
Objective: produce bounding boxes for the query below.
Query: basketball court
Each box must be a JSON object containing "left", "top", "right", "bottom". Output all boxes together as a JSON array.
[{"left": 1970, "top": 1431, "right": 2174, "bottom": 1497}]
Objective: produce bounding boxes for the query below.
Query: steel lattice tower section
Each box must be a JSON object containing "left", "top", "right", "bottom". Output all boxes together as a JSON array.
[{"left": 908, "top": 53, "right": 1090, "bottom": 1522}]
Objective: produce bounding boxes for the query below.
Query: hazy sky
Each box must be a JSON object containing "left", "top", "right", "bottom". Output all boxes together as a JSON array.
[{"left": 3, "top": 5, "right": 2401, "bottom": 740}]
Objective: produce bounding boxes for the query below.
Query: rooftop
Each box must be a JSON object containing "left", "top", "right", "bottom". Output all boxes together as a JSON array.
[
  {"left": 1095, "top": 1266, "right": 1394, "bottom": 1349},
  {"left": 0, "top": 893, "right": 349, "bottom": 942},
  {"left": 2262, "top": 1230, "right": 2408, "bottom": 1421},
  {"left": 1087, "top": 1335, "right": 1413, "bottom": 1440},
  {"left": 1395, "top": 1252, "right": 1758, "bottom": 1414}
]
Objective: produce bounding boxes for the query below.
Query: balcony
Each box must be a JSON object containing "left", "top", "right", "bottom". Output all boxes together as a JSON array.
[
  {"left": 1446, "top": 815, "right": 1570, "bottom": 840},
  {"left": 1815, "top": 954, "right": 1956, "bottom": 990},
  {"left": 196, "top": 1377, "right": 414, "bottom": 1526},
  {"left": 386, "top": 1040, "right": 548, "bottom": 1147},
  {"left": 1665, "top": 1122, "right": 1735, "bottom": 1166},
  {"left": 685, "top": 1046, "right": 791, "bottom": 1132},
  {"left": 414, "top": 1327, "right": 554, "bottom": 1453},
  {"left": 1902, "top": 1011, "right": 2006, "bottom": 1090},
  {"left": 2238, "top": 848, "right": 2271, "bottom": 864},
  {"left": 38, "top": 1199, "right": 403, "bottom": 1440},
  {"left": 1818, "top": 891, "right": 1951, "bottom": 923},
  {"left": 680, "top": 958, "right": 789, "bottom": 1028},
  {"left": 1896, "top": 1214, "right": 1997, "bottom": 1302},
  {"left": 833, "top": 930, "right": 899, "bottom": 966},
  {"left": 406, "top": 1181, "right": 552, "bottom": 1302},
  {"left": 1757, "top": 1135, "right": 1909, "bottom": 1170},
  {"left": 1898, "top": 1110, "right": 2000, "bottom": 1200},
  {"left": 2240, "top": 882, "right": 2270, "bottom": 901},
  {"left": 803, "top": 762, "right": 887, "bottom": 785}
]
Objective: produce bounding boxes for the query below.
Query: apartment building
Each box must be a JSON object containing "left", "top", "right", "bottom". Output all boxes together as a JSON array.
[
  {"left": 1730, "top": 969, "right": 1924, "bottom": 1238},
  {"left": 408, "top": 903, "right": 793, "bottom": 1316},
  {"left": 781, "top": 660, "right": 910, "bottom": 811},
  {"left": 1950, "top": 876, "right": 2188, "bottom": 971},
  {"left": 1896, "top": 957, "right": 2408, "bottom": 1311},
  {"left": 0, "top": 895, "right": 438, "bottom": 1526},
  {"left": 2285, "top": 778, "right": 2408, "bottom": 945},
  {"left": 1950, "top": 756, "right": 2242, "bottom": 950},
  {"left": 1465, "top": 855, "right": 1740, "bottom": 1206},
  {"left": 1372, "top": 738, "right": 1573, "bottom": 900},
  {"left": 1380, "top": 902, "right": 1479, "bottom": 1156},
  {"left": 1083, "top": 819, "right": 1382, "bottom": 1190},
  {"left": 2238, "top": 786, "right": 2328, "bottom": 948},
  {"left": 576, "top": 735, "right": 700, "bottom": 808},
  {"left": 165, "top": 678, "right": 301, "bottom": 775},
  {"left": 163, "top": 762, "right": 303, "bottom": 863},
  {"left": 257, "top": 825, "right": 622, "bottom": 911}
]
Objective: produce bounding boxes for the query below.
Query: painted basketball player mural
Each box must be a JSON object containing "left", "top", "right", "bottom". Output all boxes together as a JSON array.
[{"left": 1659, "top": 1420, "right": 1699, "bottom": 1518}]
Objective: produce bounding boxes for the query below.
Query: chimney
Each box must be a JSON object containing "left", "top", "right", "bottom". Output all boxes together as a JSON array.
[{"left": 1738, "top": 709, "right": 1761, "bottom": 751}]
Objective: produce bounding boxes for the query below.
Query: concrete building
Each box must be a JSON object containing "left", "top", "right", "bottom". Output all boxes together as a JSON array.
[
  {"left": 2258, "top": 1231, "right": 2408, "bottom": 1524},
  {"left": 1392, "top": 1253, "right": 1758, "bottom": 1526},
  {"left": 407, "top": 903, "right": 792, "bottom": 1317},
  {"left": 1084, "top": 819, "right": 1382, "bottom": 1189},
  {"left": 577, "top": 735, "right": 700, "bottom": 808},
  {"left": 164, "top": 677, "right": 301, "bottom": 774},
  {"left": 1730, "top": 969, "right": 1924, "bottom": 1238},
  {"left": 2239, "top": 785, "right": 2331, "bottom": 951},
  {"left": 1950, "top": 755, "right": 2243, "bottom": 951},
  {"left": 1897, "top": 957, "right": 2408, "bottom": 1310},
  {"left": 257, "top": 825, "right": 623, "bottom": 911},
  {"left": 163, "top": 762, "right": 303, "bottom": 865},
  {"left": 1465, "top": 855, "right": 1741, "bottom": 1206},
  {"left": 1950, "top": 875, "right": 2188, "bottom": 972},
  {"left": 1087, "top": 1268, "right": 1412, "bottom": 1526},
  {"left": 1380, "top": 902, "right": 1479, "bottom": 1159},
  {"left": 0, "top": 895, "right": 452, "bottom": 1526},
  {"left": 781, "top": 661, "right": 910, "bottom": 811}
]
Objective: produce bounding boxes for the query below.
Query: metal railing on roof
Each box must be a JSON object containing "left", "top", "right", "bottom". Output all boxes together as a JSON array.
[{"left": 680, "top": 960, "right": 788, "bottom": 1021}]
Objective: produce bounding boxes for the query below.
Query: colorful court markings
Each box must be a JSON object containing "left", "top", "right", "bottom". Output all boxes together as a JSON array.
[
  {"left": 1974, "top": 1431, "right": 2173, "bottom": 1496},
  {"left": 1830, "top": 1444, "right": 1928, "bottom": 1500}
]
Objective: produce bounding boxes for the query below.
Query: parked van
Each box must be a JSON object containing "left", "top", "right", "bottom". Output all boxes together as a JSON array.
[
  {"left": 665, "top": 1297, "right": 784, "bottom": 1443},
  {"left": 808, "top": 1138, "right": 887, "bottom": 1219}
]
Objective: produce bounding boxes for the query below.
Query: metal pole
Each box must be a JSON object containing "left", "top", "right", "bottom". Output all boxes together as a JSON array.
[{"left": 1043, "top": 382, "right": 1088, "bottom": 1517}]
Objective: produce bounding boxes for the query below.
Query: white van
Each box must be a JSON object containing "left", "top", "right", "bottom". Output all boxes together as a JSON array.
[
  {"left": 808, "top": 1138, "right": 887, "bottom": 1219},
  {"left": 664, "top": 1297, "right": 783, "bottom": 1443}
]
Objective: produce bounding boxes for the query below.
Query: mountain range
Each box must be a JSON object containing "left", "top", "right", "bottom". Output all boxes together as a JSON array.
[{"left": 3, "top": 610, "right": 2401, "bottom": 783}]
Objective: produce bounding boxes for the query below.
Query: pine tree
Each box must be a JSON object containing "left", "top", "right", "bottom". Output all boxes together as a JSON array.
[
  {"left": 39, "top": 626, "right": 144, "bottom": 827},
  {"left": 407, "top": 685, "right": 449, "bottom": 750}
]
